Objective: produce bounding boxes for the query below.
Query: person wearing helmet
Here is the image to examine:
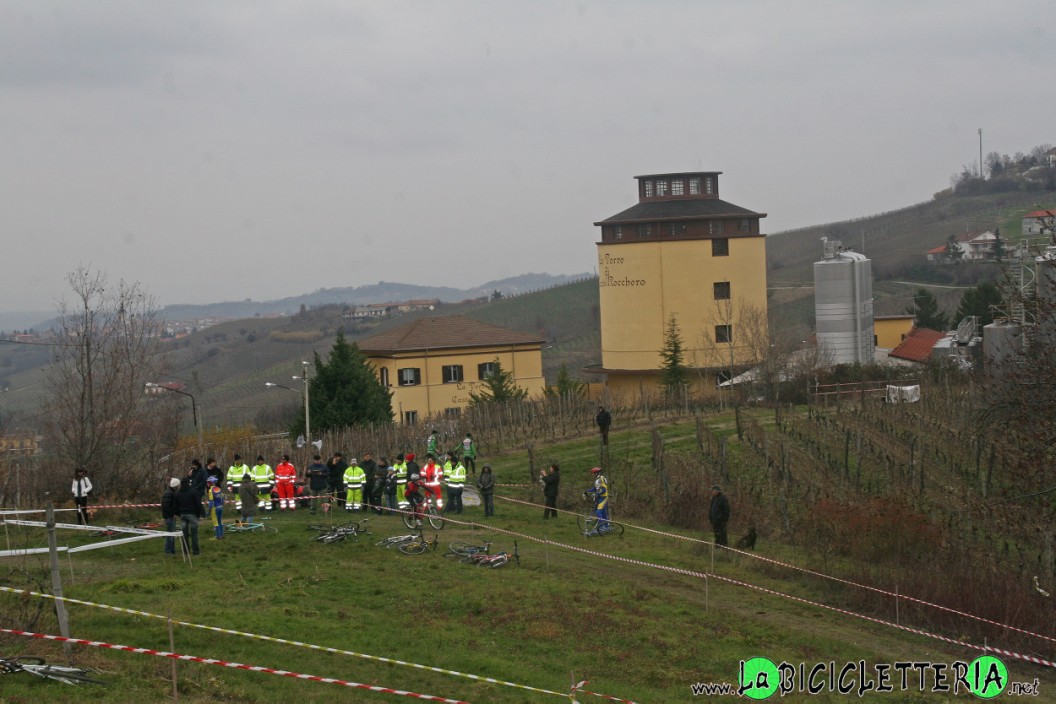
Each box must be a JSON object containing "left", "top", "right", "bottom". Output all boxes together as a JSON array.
[
  {"left": 405, "top": 472, "right": 425, "bottom": 527},
  {"left": 583, "top": 467, "right": 611, "bottom": 536}
]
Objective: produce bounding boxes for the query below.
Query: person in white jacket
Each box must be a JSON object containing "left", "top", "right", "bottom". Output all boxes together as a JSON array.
[{"left": 71, "top": 468, "right": 93, "bottom": 525}]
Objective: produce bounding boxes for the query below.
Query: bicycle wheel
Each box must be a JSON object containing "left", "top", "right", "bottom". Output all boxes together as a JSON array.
[
  {"left": 321, "top": 532, "right": 346, "bottom": 544},
  {"left": 487, "top": 555, "right": 509, "bottom": 568},
  {"left": 402, "top": 511, "right": 418, "bottom": 530},
  {"left": 599, "top": 521, "right": 625, "bottom": 537},
  {"left": 398, "top": 540, "right": 429, "bottom": 555},
  {"left": 426, "top": 507, "right": 445, "bottom": 530},
  {"left": 577, "top": 511, "right": 597, "bottom": 535}
]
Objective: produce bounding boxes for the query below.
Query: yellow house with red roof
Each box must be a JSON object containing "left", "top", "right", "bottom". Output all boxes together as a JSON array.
[{"left": 357, "top": 315, "right": 545, "bottom": 424}]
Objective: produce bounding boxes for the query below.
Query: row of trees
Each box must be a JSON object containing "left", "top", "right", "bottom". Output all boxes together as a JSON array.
[{"left": 905, "top": 282, "right": 1003, "bottom": 332}]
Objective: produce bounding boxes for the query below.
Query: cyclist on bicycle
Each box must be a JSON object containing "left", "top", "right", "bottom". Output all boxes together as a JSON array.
[
  {"left": 405, "top": 473, "right": 425, "bottom": 527},
  {"left": 584, "top": 466, "right": 611, "bottom": 535}
]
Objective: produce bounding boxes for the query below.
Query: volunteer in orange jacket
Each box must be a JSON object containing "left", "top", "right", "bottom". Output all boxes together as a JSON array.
[{"left": 275, "top": 454, "right": 298, "bottom": 510}]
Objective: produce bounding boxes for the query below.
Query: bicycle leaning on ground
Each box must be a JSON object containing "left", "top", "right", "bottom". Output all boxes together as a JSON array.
[
  {"left": 397, "top": 531, "right": 439, "bottom": 555},
  {"left": 0, "top": 655, "right": 105, "bottom": 685},
  {"left": 375, "top": 530, "right": 423, "bottom": 549},
  {"left": 306, "top": 519, "right": 370, "bottom": 544},
  {"left": 444, "top": 540, "right": 492, "bottom": 559},
  {"left": 461, "top": 541, "right": 519, "bottom": 568},
  {"left": 226, "top": 520, "right": 277, "bottom": 534}
]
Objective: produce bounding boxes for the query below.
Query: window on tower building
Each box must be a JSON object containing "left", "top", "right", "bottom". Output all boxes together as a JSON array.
[
  {"left": 638, "top": 223, "right": 654, "bottom": 238},
  {"left": 705, "top": 176, "right": 714, "bottom": 194},
  {"left": 712, "top": 238, "right": 729, "bottom": 256},
  {"left": 739, "top": 218, "right": 751, "bottom": 232},
  {"left": 671, "top": 179, "right": 684, "bottom": 195},
  {"left": 715, "top": 325, "right": 732, "bottom": 344},
  {"left": 614, "top": 225, "right": 623, "bottom": 240},
  {"left": 644, "top": 180, "right": 654, "bottom": 197},
  {"left": 689, "top": 177, "right": 701, "bottom": 194},
  {"left": 656, "top": 180, "right": 669, "bottom": 196},
  {"left": 713, "top": 281, "right": 731, "bottom": 300}
]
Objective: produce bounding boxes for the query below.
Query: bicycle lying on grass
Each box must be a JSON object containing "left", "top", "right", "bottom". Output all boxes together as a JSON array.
[
  {"left": 459, "top": 541, "right": 519, "bottom": 568},
  {"left": 306, "top": 519, "right": 370, "bottom": 543},
  {"left": 375, "top": 530, "right": 423, "bottom": 549},
  {"left": 397, "top": 532, "right": 439, "bottom": 555},
  {"left": 0, "top": 655, "right": 104, "bottom": 685},
  {"left": 226, "top": 520, "right": 278, "bottom": 534},
  {"left": 444, "top": 540, "right": 492, "bottom": 558}
]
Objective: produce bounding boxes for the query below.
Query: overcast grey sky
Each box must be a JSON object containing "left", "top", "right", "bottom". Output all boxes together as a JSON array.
[{"left": 2, "top": 1, "right": 1053, "bottom": 314}]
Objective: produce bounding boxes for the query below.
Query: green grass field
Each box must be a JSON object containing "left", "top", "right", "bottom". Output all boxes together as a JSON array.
[{"left": 3, "top": 425, "right": 1055, "bottom": 703}]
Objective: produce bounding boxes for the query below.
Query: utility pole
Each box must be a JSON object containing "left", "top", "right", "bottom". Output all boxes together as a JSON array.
[{"left": 979, "top": 128, "right": 984, "bottom": 179}]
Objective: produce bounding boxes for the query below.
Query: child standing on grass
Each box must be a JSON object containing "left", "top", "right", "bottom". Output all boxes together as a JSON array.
[
  {"left": 206, "top": 476, "right": 224, "bottom": 539},
  {"left": 239, "top": 473, "right": 257, "bottom": 524}
]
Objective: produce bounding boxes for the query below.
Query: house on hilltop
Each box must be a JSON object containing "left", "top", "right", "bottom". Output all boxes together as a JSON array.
[
  {"left": 1022, "top": 210, "right": 1055, "bottom": 237},
  {"left": 357, "top": 315, "right": 545, "bottom": 425}
]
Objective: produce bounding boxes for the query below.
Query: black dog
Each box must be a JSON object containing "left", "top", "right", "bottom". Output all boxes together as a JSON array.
[{"left": 735, "top": 526, "right": 757, "bottom": 551}]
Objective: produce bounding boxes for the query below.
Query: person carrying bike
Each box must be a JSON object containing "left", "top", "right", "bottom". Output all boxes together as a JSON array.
[{"left": 584, "top": 466, "right": 611, "bottom": 535}]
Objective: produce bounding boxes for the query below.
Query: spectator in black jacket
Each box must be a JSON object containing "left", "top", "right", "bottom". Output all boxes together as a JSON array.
[
  {"left": 596, "top": 406, "right": 612, "bottom": 445},
  {"left": 161, "top": 478, "right": 180, "bottom": 555},
  {"left": 709, "top": 485, "right": 731, "bottom": 547},
  {"left": 188, "top": 459, "right": 208, "bottom": 502},
  {"left": 541, "top": 463, "right": 560, "bottom": 519},
  {"left": 476, "top": 465, "right": 495, "bottom": 518},
  {"left": 360, "top": 452, "right": 377, "bottom": 513},
  {"left": 174, "top": 478, "right": 205, "bottom": 555},
  {"left": 306, "top": 454, "right": 330, "bottom": 515}
]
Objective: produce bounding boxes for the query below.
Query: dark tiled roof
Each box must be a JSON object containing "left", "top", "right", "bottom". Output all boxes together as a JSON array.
[
  {"left": 595, "top": 199, "right": 764, "bottom": 225},
  {"left": 889, "top": 327, "right": 945, "bottom": 363},
  {"left": 358, "top": 315, "right": 545, "bottom": 354}
]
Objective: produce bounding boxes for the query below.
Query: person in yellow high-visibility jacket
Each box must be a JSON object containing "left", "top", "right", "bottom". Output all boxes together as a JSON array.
[
  {"left": 250, "top": 455, "right": 274, "bottom": 510},
  {"left": 226, "top": 455, "right": 250, "bottom": 511},
  {"left": 343, "top": 458, "right": 367, "bottom": 511}
]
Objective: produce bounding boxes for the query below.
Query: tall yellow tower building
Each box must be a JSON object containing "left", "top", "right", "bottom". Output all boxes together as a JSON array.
[{"left": 591, "top": 171, "right": 768, "bottom": 398}]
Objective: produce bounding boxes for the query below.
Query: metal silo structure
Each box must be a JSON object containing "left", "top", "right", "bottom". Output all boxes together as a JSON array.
[{"left": 814, "top": 238, "right": 875, "bottom": 365}]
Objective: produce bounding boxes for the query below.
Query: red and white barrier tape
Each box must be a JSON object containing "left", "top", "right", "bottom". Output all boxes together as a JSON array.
[
  {"left": 496, "top": 494, "right": 1056, "bottom": 646},
  {"left": 0, "top": 586, "right": 578, "bottom": 701},
  {"left": 0, "top": 626, "right": 469, "bottom": 702}
]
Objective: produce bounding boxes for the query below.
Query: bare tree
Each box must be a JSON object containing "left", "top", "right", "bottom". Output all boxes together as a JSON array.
[{"left": 41, "top": 267, "right": 170, "bottom": 496}]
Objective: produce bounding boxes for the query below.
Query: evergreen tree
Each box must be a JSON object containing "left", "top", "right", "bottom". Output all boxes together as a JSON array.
[
  {"left": 954, "top": 282, "right": 1003, "bottom": 327},
  {"left": 469, "top": 358, "right": 527, "bottom": 406},
  {"left": 659, "top": 314, "right": 689, "bottom": 394},
  {"left": 299, "top": 332, "right": 392, "bottom": 433},
  {"left": 906, "top": 288, "right": 948, "bottom": 331},
  {"left": 544, "top": 363, "right": 585, "bottom": 400},
  {"left": 992, "top": 226, "right": 1006, "bottom": 261}
]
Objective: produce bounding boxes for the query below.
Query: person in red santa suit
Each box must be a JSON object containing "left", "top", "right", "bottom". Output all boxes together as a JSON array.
[
  {"left": 274, "top": 454, "right": 298, "bottom": 510},
  {"left": 420, "top": 453, "right": 444, "bottom": 509}
]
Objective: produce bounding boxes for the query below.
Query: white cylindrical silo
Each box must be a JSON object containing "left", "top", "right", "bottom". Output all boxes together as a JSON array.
[{"left": 814, "top": 241, "right": 875, "bottom": 365}]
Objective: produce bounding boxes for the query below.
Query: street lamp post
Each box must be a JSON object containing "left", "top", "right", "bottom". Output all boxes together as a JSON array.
[
  {"left": 265, "top": 361, "right": 311, "bottom": 449},
  {"left": 146, "top": 383, "right": 202, "bottom": 448}
]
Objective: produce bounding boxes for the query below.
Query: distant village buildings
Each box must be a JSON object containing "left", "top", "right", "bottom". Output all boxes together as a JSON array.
[{"left": 588, "top": 171, "right": 768, "bottom": 398}]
